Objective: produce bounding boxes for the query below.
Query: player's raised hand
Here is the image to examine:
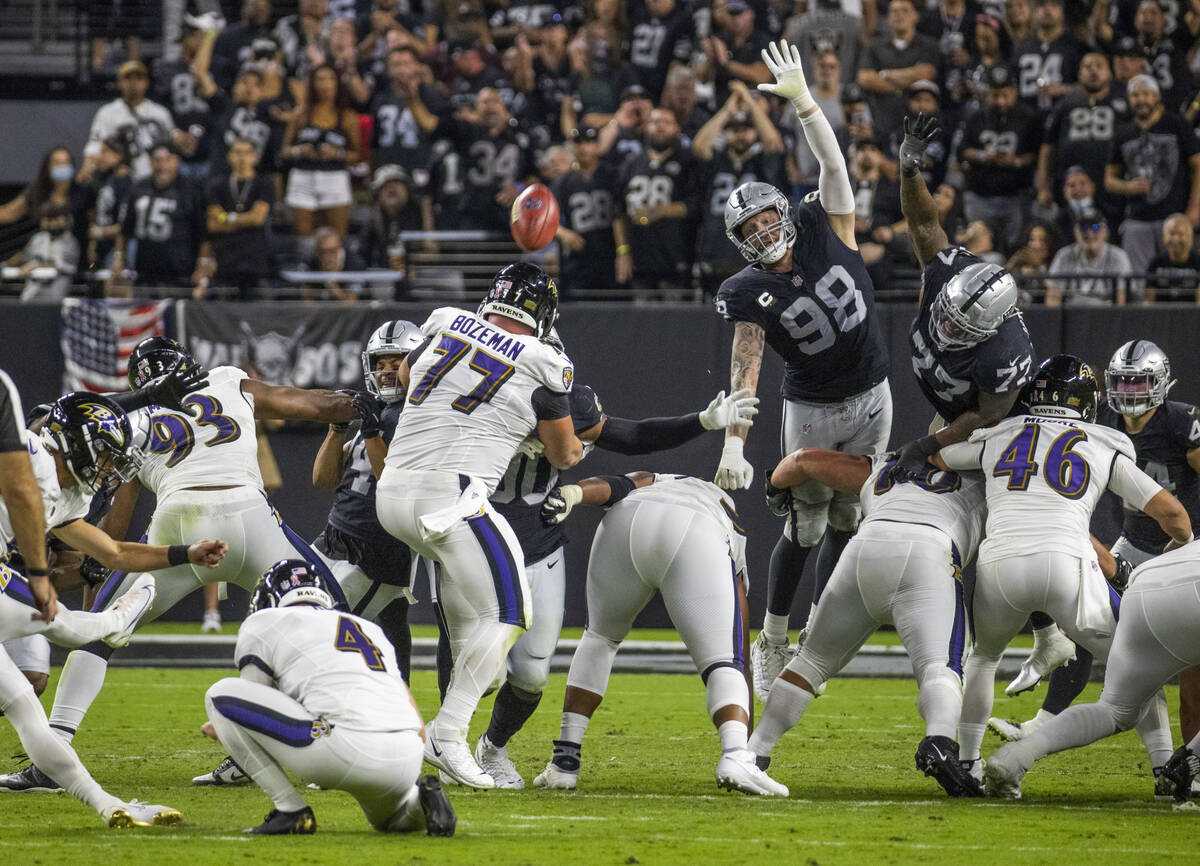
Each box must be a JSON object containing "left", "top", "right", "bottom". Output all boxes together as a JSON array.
[
  {"left": 715, "top": 438, "right": 754, "bottom": 489},
  {"left": 351, "top": 391, "right": 384, "bottom": 439},
  {"left": 758, "top": 39, "right": 813, "bottom": 114},
  {"left": 700, "top": 388, "right": 760, "bottom": 431},
  {"left": 189, "top": 540, "right": 229, "bottom": 567},
  {"left": 540, "top": 484, "right": 582, "bottom": 525},
  {"left": 899, "top": 113, "right": 940, "bottom": 179},
  {"left": 148, "top": 360, "right": 209, "bottom": 414}
]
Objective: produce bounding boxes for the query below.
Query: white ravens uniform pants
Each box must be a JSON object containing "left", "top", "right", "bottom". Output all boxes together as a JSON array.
[
  {"left": 506, "top": 547, "right": 567, "bottom": 694},
  {"left": 2, "top": 635, "right": 49, "bottom": 676},
  {"left": 567, "top": 498, "right": 748, "bottom": 699},
  {"left": 205, "top": 677, "right": 424, "bottom": 830},
  {"left": 782, "top": 522, "right": 968, "bottom": 739},
  {"left": 781, "top": 381, "right": 892, "bottom": 545}
]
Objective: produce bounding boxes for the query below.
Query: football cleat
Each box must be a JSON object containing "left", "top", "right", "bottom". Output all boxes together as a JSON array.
[
  {"left": 201, "top": 610, "right": 222, "bottom": 633},
  {"left": 107, "top": 800, "right": 182, "bottom": 828},
  {"left": 532, "top": 762, "right": 578, "bottom": 790},
  {"left": 988, "top": 715, "right": 1045, "bottom": 742},
  {"left": 0, "top": 762, "right": 61, "bottom": 793},
  {"left": 1005, "top": 626, "right": 1076, "bottom": 695},
  {"left": 424, "top": 727, "right": 495, "bottom": 789},
  {"left": 418, "top": 775, "right": 457, "bottom": 837},
  {"left": 104, "top": 575, "right": 157, "bottom": 647},
  {"left": 716, "top": 749, "right": 789, "bottom": 797},
  {"left": 192, "top": 755, "right": 250, "bottom": 786},
  {"left": 244, "top": 806, "right": 316, "bottom": 835},
  {"left": 750, "top": 632, "right": 793, "bottom": 703},
  {"left": 475, "top": 734, "right": 524, "bottom": 789},
  {"left": 961, "top": 757, "right": 983, "bottom": 784},
  {"left": 915, "top": 735, "right": 983, "bottom": 798},
  {"left": 983, "top": 750, "right": 1024, "bottom": 799},
  {"left": 1156, "top": 749, "right": 1200, "bottom": 802}
]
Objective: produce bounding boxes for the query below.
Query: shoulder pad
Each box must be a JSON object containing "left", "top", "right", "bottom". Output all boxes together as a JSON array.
[
  {"left": 524, "top": 340, "right": 575, "bottom": 394},
  {"left": 421, "top": 307, "right": 464, "bottom": 337},
  {"left": 1088, "top": 423, "right": 1137, "bottom": 460}
]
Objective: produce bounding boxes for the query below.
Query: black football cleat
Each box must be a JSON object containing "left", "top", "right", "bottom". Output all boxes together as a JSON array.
[
  {"left": 418, "top": 775, "right": 456, "bottom": 837},
  {"left": 1159, "top": 746, "right": 1200, "bottom": 803},
  {"left": 0, "top": 763, "right": 62, "bottom": 793},
  {"left": 916, "top": 735, "right": 984, "bottom": 798},
  {"left": 244, "top": 806, "right": 317, "bottom": 835}
]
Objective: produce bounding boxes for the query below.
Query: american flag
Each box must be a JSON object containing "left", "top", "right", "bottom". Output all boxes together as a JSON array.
[{"left": 59, "top": 299, "right": 169, "bottom": 393}]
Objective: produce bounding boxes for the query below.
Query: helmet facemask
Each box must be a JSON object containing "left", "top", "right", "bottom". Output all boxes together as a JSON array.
[
  {"left": 1105, "top": 343, "right": 1173, "bottom": 417},
  {"left": 363, "top": 352, "right": 408, "bottom": 403},
  {"left": 930, "top": 290, "right": 1000, "bottom": 351},
  {"left": 733, "top": 210, "right": 796, "bottom": 265}
]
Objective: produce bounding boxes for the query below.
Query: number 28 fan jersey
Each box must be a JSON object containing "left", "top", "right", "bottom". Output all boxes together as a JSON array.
[{"left": 385, "top": 307, "right": 574, "bottom": 494}]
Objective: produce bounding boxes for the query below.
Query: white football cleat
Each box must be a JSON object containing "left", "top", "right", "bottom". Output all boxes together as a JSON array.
[
  {"left": 750, "top": 632, "right": 793, "bottom": 703},
  {"left": 983, "top": 751, "right": 1024, "bottom": 799},
  {"left": 716, "top": 749, "right": 789, "bottom": 797},
  {"left": 201, "top": 610, "right": 222, "bottom": 633},
  {"left": 106, "top": 799, "right": 183, "bottom": 828},
  {"left": 988, "top": 715, "right": 1045, "bottom": 742},
  {"left": 1005, "top": 625, "right": 1075, "bottom": 695},
  {"left": 532, "top": 762, "right": 578, "bottom": 790},
  {"left": 475, "top": 734, "right": 524, "bottom": 789},
  {"left": 104, "top": 575, "right": 157, "bottom": 647},
  {"left": 424, "top": 727, "right": 495, "bottom": 789},
  {"left": 192, "top": 755, "right": 250, "bottom": 786}
]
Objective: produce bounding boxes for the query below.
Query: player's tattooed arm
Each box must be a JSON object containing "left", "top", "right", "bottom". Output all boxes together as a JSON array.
[
  {"left": 899, "top": 116, "right": 949, "bottom": 271},
  {"left": 728, "top": 322, "right": 764, "bottom": 441}
]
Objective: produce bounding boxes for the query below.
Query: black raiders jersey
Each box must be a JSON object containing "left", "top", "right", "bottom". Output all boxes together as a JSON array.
[
  {"left": 552, "top": 164, "right": 619, "bottom": 292},
  {"left": 715, "top": 192, "right": 890, "bottom": 403},
  {"left": 153, "top": 58, "right": 212, "bottom": 163},
  {"left": 369, "top": 84, "right": 445, "bottom": 186},
  {"left": 1012, "top": 34, "right": 1084, "bottom": 105},
  {"left": 911, "top": 246, "right": 1036, "bottom": 422},
  {"left": 1098, "top": 400, "right": 1200, "bottom": 553},
  {"left": 492, "top": 385, "right": 605, "bottom": 564},
  {"left": 697, "top": 145, "right": 784, "bottom": 264},
  {"left": 1043, "top": 88, "right": 1129, "bottom": 190},
  {"left": 628, "top": 0, "right": 695, "bottom": 101},
  {"left": 433, "top": 118, "right": 535, "bottom": 231},
  {"left": 617, "top": 145, "right": 701, "bottom": 280},
  {"left": 327, "top": 401, "right": 406, "bottom": 546},
  {"left": 121, "top": 177, "right": 206, "bottom": 284},
  {"left": 207, "top": 90, "right": 276, "bottom": 175}
]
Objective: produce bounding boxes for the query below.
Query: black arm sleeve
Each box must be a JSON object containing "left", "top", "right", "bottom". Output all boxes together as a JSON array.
[
  {"left": 531, "top": 386, "right": 571, "bottom": 420},
  {"left": 0, "top": 370, "right": 26, "bottom": 452},
  {"left": 595, "top": 413, "right": 705, "bottom": 456}
]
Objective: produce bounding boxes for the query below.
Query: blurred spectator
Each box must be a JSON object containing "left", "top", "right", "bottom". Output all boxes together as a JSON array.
[
  {"left": 701, "top": 0, "right": 771, "bottom": 109},
  {"left": 599, "top": 85, "right": 654, "bottom": 161},
  {"left": 858, "top": 0, "right": 938, "bottom": 136},
  {"left": 275, "top": 0, "right": 332, "bottom": 83},
  {"left": 302, "top": 226, "right": 363, "bottom": 302},
  {"left": 212, "top": 0, "right": 276, "bottom": 91},
  {"left": 1006, "top": 220, "right": 1062, "bottom": 276},
  {"left": 369, "top": 46, "right": 444, "bottom": 190},
  {"left": 1097, "top": 0, "right": 1193, "bottom": 111},
  {"left": 358, "top": 0, "right": 438, "bottom": 80},
  {"left": 841, "top": 82, "right": 875, "bottom": 145},
  {"left": 531, "top": 15, "right": 575, "bottom": 136},
  {"left": 114, "top": 143, "right": 212, "bottom": 293},
  {"left": 81, "top": 61, "right": 176, "bottom": 182},
  {"left": 445, "top": 37, "right": 505, "bottom": 109},
  {"left": 659, "top": 68, "right": 711, "bottom": 142},
  {"left": 1012, "top": 0, "right": 1082, "bottom": 108},
  {"left": 628, "top": 0, "right": 695, "bottom": 103},
  {"left": 882, "top": 82, "right": 949, "bottom": 187},
  {"left": 6, "top": 204, "right": 79, "bottom": 302},
  {"left": 0, "top": 147, "right": 91, "bottom": 253},
  {"left": 934, "top": 181, "right": 966, "bottom": 236},
  {"left": 364, "top": 164, "right": 424, "bottom": 277},
  {"left": 200, "top": 63, "right": 274, "bottom": 178},
  {"left": 552, "top": 126, "right": 620, "bottom": 295},
  {"left": 1106, "top": 74, "right": 1200, "bottom": 273},
  {"left": 205, "top": 138, "right": 275, "bottom": 300},
  {"left": 1046, "top": 211, "right": 1133, "bottom": 306},
  {"left": 154, "top": 18, "right": 216, "bottom": 185},
  {"left": 958, "top": 65, "right": 1041, "bottom": 248},
  {"left": 569, "top": 0, "right": 633, "bottom": 119},
  {"left": 1146, "top": 212, "right": 1200, "bottom": 302},
  {"left": 1037, "top": 53, "right": 1127, "bottom": 218},
  {"left": 964, "top": 14, "right": 1011, "bottom": 107},
  {"left": 693, "top": 83, "right": 785, "bottom": 294},
  {"left": 614, "top": 107, "right": 700, "bottom": 296},
  {"left": 430, "top": 88, "right": 536, "bottom": 231},
  {"left": 88, "top": 0, "right": 156, "bottom": 75},
  {"left": 956, "top": 219, "right": 1007, "bottom": 264},
  {"left": 851, "top": 141, "right": 904, "bottom": 277},
  {"left": 539, "top": 146, "right": 573, "bottom": 183},
  {"left": 783, "top": 0, "right": 862, "bottom": 86},
  {"left": 1005, "top": 0, "right": 1034, "bottom": 42},
  {"left": 487, "top": 0, "right": 561, "bottom": 47},
  {"left": 918, "top": 0, "right": 978, "bottom": 112},
  {"left": 85, "top": 136, "right": 133, "bottom": 270},
  {"left": 1111, "top": 35, "right": 1150, "bottom": 88},
  {"left": 325, "top": 17, "right": 372, "bottom": 107},
  {"left": 784, "top": 49, "right": 845, "bottom": 189},
  {"left": 1055, "top": 165, "right": 1100, "bottom": 238},
  {"left": 282, "top": 64, "right": 362, "bottom": 238}
]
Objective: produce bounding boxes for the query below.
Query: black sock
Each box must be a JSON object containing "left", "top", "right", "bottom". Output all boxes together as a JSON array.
[
  {"left": 1029, "top": 612, "right": 1054, "bottom": 630},
  {"left": 433, "top": 601, "right": 453, "bottom": 702},
  {"left": 766, "top": 535, "right": 813, "bottom": 617},
  {"left": 376, "top": 599, "right": 411, "bottom": 683},
  {"left": 1041, "top": 646, "right": 1093, "bottom": 714},
  {"left": 550, "top": 739, "right": 581, "bottom": 772},
  {"left": 485, "top": 682, "right": 542, "bottom": 748},
  {"left": 813, "top": 527, "right": 854, "bottom": 609}
]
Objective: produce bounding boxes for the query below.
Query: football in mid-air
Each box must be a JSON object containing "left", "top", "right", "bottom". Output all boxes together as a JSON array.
[{"left": 510, "top": 184, "right": 560, "bottom": 252}]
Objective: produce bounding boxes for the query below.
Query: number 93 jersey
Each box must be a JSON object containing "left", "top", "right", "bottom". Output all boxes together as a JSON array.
[
  {"left": 386, "top": 307, "right": 574, "bottom": 494},
  {"left": 132, "top": 365, "right": 261, "bottom": 499},
  {"left": 714, "top": 192, "right": 889, "bottom": 402},
  {"left": 940, "top": 415, "right": 1163, "bottom": 564}
]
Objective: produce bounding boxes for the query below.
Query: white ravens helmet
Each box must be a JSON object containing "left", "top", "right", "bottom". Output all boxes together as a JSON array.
[
  {"left": 929, "top": 263, "right": 1018, "bottom": 350},
  {"left": 362, "top": 320, "right": 423, "bottom": 403},
  {"left": 1105, "top": 339, "right": 1174, "bottom": 416},
  {"left": 724, "top": 181, "right": 797, "bottom": 265}
]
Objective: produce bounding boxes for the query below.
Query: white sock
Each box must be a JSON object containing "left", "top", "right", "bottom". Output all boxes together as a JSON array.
[
  {"left": 761, "top": 613, "right": 790, "bottom": 644},
  {"left": 916, "top": 667, "right": 963, "bottom": 740},
  {"left": 1008, "top": 702, "right": 1119, "bottom": 772},
  {"left": 747, "top": 677, "right": 813, "bottom": 757},
  {"left": 1030, "top": 708, "right": 1058, "bottom": 726},
  {"left": 959, "top": 650, "right": 1001, "bottom": 760},
  {"left": 1135, "top": 689, "right": 1173, "bottom": 768},
  {"left": 436, "top": 621, "right": 520, "bottom": 737},
  {"left": 48, "top": 650, "right": 111, "bottom": 743},
  {"left": 559, "top": 711, "right": 590, "bottom": 746},
  {"left": 717, "top": 720, "right": 748, "bottom": 753}
]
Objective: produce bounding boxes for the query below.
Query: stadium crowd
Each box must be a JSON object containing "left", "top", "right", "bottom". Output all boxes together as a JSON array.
[{"left": 5, "top": 0, "right": 1200, "bottom": 302}]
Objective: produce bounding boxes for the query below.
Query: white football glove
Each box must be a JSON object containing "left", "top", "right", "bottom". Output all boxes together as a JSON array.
[
  {"left": 515, "top": 436, "right": 545, "bottom": 459},
  {"left": 715, "top": 438, "right": 754, "bottom": 490},
  {"left": 758, "top": 39, "right": 815, "bottom": 115},
  {"left": 699, "top": 388, "right": 760, "bottom": 431}
]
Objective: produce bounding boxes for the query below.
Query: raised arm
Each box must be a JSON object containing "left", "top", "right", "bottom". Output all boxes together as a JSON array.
[
  {"left": 592, "top": 389, "right": 758, "bottom": 455},
  {"left": 242, "top": 378, "right": 356, "bottom": 423},
  {"left": 898, "top": 114, "right": 950, "bottom": 268}
]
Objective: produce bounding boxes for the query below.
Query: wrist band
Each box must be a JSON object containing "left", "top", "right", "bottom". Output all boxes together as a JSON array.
[
  {"left": 616, "top": 244, "right": 630, "bottom": 255},
  {"left": 167, "top": 545, "right": 190, "bottom": 567},
  {"left": 26, "top": 567, "right": 50, "bottom": 578},
  {"left": 329, "top": 422, "right": 350, "bottom": 432}
]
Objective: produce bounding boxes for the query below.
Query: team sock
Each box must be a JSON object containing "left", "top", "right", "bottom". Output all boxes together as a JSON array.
[
  {"left": 748, "top": 677, "right": 813, "bottom": 758},
  {"left": 762, "top": 536, "right": 813, "bottom": 641},
  {"left": 486, "top": 682, "right": 542, "bottom": 748},
  {"left": 48, "top": 649, "right": 111, "bottom": 744},
  {"left": 549, "top": 739, "right": 582, "bottom": 773},
  {"left": 812, "top": 527, "right": 854, "bottom": 610},
  {"left": 1041, "top": 647, "right": 1093, "bottom": 714},
  {"left": 718, "top": 720, "right": 748, "bottom": 753}
]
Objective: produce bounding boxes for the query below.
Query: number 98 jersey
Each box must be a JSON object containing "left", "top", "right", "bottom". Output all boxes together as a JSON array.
[
  {"left": 132, "top": 365, "right": 261, "bottom": 499},
  {"left": 714, "top": 193, "right": 889, "bottom": 402}
]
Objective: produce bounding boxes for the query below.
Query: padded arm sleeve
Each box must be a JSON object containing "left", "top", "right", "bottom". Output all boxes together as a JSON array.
[
  {"left": 595, "top": 413, "right": 706, "bottom": 456},
  {"left": 801, "top": 109, "right": 854, "bottom": 215}
]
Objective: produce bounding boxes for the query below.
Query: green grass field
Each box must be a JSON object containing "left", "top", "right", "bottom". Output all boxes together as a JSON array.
[{"left": 0, "top": 666, "right": 1194, "bottom": 865}]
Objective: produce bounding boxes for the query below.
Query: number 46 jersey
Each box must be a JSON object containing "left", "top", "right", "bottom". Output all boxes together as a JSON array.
[
  {"left": 386, "top": 307, "right": 574, "bottom": 494},
  {"left": 132, "top": 365, "right": 261, "bottom": 500},
  {"left": 715, "top": 193, "right": 889, "bottom": 402}
]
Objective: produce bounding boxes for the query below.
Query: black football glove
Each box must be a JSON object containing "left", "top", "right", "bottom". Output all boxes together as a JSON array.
[
  {"left": 79, "top": 555, "right": 111, "bottom": 589},
  {"left": 893, "top": 434, "right": 942, "bottom": 481},
  {"left": 540, "top": 484, "right": 582, "bottom": 525},
  {"left": 1107, "top": 552, "right": 1133, "bottom": 595},
  {"left": 899, "top": 113, "right": 940, "bottom": 179},
  {"left": 351, "top": 391, "right": 384, "bottom": 439},
  {"left": 147, "top": 360, "right": 209, "bottom": 413},
  {"left": 764, "top": 467, "right": 793, "bottom": 518}
]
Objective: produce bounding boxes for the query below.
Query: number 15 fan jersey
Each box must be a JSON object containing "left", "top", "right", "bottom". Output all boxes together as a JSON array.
[
  {"left": 386, "top": 307, "right": 574, "bottom": 494},
  {"left": 132, "top": 365, "right": 262, "bottom": 499}
]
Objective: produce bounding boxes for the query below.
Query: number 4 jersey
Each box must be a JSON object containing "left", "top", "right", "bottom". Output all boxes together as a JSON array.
[
  {"left": 131, "top": 365, "right": 261, "bottom": 499},
  {"left": 386, "top": 307, "right": 574, "bottom": 494},
  {"left": 714, "top": 192, "right": 889, "bottom": 402},
  {"left": 940, "top": 415, "right": 1163, "bottom": 564}
]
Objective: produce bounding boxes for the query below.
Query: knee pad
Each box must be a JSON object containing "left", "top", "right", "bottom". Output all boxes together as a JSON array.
[
  {"left": 507, "top": 645, "right": 552, "bottom": 695},
  {"left": 565, "top": 630, "right": 620, "bottom": 697},
  {"left": 826, "top": 495, "right": 861, "bottom": 533},
  {"left": 705, "top": 665, "right": 749, "bottom": 719},
  {"left": 785, "top": 498, "right": 831, "bottom": 547}
]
